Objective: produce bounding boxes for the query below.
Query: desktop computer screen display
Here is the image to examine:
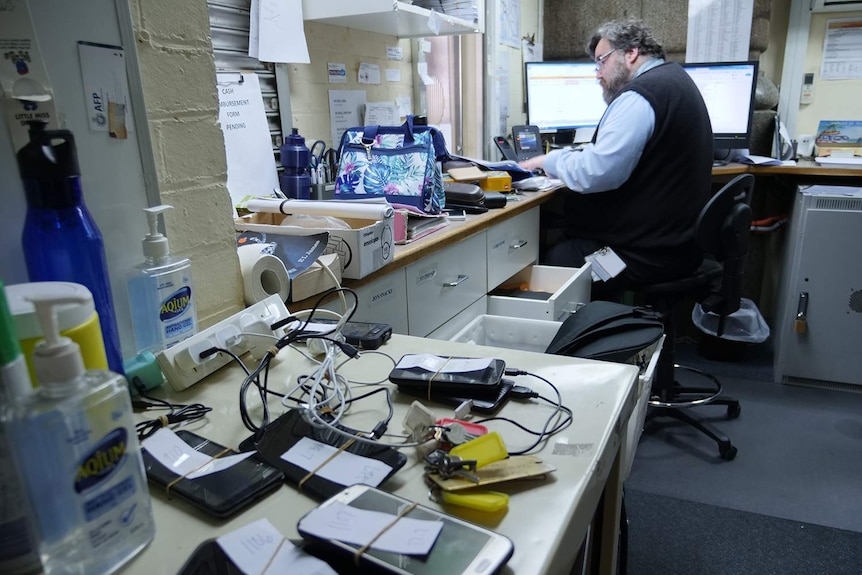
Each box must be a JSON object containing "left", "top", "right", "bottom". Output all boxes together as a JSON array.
[
  {"left": 682, "top": 61, "right": 759, "bottom": 150},
  {"left": 525, "top": 61, "right": 608, "bottom": 139}
]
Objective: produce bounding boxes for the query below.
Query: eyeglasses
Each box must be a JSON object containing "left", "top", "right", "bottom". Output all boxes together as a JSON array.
[{"left": 594, "top": 48, "right": 618, "bottom": 71}]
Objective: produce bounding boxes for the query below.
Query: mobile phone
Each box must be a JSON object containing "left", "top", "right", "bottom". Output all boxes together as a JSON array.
[
  {"left": 341, "top": 321, "right": 392, "bottom": 350},
  {"left": 297, "top": 485, "right": 514, "bottom": 575},
  {"left": 142, "top": 430, "right": 284, "bottom": 518},
  {"left": 493, "top": 136, "right": 519, "bottom": 162},
  {"left": 397, "top": 379, "right": 514, "bottom": 414},
  {"left": 388, "top": 355, "right": 506, "bottom": 399},
  {"left": 298, "top": 319, "right": 392, "bottom": 350},
  {"left": 444, "top": 208, "right": 467, "bottom": 220}
]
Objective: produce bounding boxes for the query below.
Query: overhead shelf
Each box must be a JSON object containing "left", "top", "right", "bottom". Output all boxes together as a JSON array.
[{"left": 302, "top": 0, "right": 484, "bottom": 38}]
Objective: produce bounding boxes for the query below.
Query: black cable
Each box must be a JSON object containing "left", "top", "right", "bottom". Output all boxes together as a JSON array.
[
  {"left": 475, "top": 369, "right": 571, "bottom": 455},
  {"left": 132, "top": 377, "right": 212, "bottom": 441}
]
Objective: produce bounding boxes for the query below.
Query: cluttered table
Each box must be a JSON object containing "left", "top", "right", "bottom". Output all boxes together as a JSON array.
[{"left": 121, "top": 333, "right": 639, "bottom": 575}]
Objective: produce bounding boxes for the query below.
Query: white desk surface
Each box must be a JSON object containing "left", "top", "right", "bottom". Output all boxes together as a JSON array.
[{"left": 120, "top": 334, "right": 638, "bottom": 575}]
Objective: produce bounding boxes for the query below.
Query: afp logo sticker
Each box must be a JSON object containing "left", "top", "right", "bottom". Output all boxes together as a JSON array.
[
  {"left": 160, "top": 286, "right": 192, "bottom": 321},
  {"left": 75, "top": 428, "right": 128, "bottom": 493}
]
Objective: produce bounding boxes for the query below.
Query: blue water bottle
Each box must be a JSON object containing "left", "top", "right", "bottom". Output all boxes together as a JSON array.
[
  {"left": 279, "top": 128, "right": 311, "bottom": 199},
  {"left": 16, "top": 122, "right": 125, "bottom": 375}
]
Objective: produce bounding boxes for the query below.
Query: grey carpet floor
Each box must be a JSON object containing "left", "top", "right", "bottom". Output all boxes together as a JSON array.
[
  {"left": 626, "top": 342, "right": 862, "bottom": 534},
  {"left": 626, "top": 488, "right": 862, "bottom": 575}
]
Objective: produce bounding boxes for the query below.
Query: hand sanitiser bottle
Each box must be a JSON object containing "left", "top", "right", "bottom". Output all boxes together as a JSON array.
[
  {"left": 5, "top": 292, "right": 155, "bottom": 575},
  {"left": 127, "top": 204, "right": 198, "bottom": 354},
  {"left": 0, "top": 281, "right": 41, "bottom": 574},
  {"left": 17, "top": 122, "right": 124, "bottom": 375}
]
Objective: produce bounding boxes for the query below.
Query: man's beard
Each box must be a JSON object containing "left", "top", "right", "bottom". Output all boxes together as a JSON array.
[{"left": 601, "top": 60, "right": 631, "bottom": 104}]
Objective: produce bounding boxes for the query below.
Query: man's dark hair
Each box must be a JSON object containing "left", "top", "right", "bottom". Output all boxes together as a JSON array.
[{"left": 587, "top": 18, "right": 666, "bottom": 60}]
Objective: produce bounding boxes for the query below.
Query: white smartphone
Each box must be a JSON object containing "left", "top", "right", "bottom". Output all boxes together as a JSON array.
[{"left": 297, "top": 484, "right": 514, "bottom": 575}]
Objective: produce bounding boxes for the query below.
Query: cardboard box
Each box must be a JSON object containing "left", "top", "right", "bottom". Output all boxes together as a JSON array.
[
  {"left": 478, "top": 171, "right": 511, "bottom": 192},
  {"left": 236, "top": 211, "right": 394, "bottom": 279}
]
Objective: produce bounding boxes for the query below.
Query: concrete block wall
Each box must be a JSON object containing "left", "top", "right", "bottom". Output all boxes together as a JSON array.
[
  {"left": 542, "top": 0, "right": 771, "bottom": 63},
  {"left": 128, "top": 0, "right": 244, "bottom": 327}
]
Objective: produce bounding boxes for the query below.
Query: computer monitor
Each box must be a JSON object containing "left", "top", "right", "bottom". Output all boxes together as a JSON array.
[
  {"left": 682, "top": 61, "right": 759, "bottom": 151},
  {"left": 525, "top": 61, "right": 608, "bottom": 144}
]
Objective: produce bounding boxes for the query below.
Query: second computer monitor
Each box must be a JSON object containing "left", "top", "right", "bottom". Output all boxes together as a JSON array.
[
  {"left": 525, "top": 61, "right": 608, "bottom": 144},
  {"left": 682, "top": 60, "right": 759, "bottom": 151}
]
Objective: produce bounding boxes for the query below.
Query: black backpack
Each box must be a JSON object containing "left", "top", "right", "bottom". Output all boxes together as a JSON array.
[{"left": 545, "top": 301, "right": 664, "bottom": 363}]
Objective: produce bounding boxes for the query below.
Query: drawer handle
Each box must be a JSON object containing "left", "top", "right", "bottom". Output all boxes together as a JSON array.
[
  {"left": 509, "top": 240, "right": 528, "bottom": 250},
  {"left": 444, "top": 274, "right": 469, "bottom": 287}
]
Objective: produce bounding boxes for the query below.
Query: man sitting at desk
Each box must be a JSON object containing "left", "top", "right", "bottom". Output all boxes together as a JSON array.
[{"left": 520, "top": 18, "right": 713, "bottom": 292}]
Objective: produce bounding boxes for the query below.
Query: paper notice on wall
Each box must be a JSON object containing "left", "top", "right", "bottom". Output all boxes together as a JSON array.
[
  {"left": 328, "top": 62, "right": 347, "bottom": 83},
  {"left": 685, "top": 0, "right": 753, "bottom": 63},
  {"left": 0, "top": 0, "right": 59, "bottom": 151},
  {"left": 77, "top": 42, "right": 133, "bottom": 138},
  {"left": 364, "top": 102, "right": 398, "bottom": 126},
  {"left": 257, "top": 0, "right": 310, "bottom": 63},
  {"left": 358, "top": 62, "right": 381, "bottom": 85},
  {"left": 329, "top": 89, "right": 367, "bottom": 148},
  {"left": 248, "top": 0, "right": 260, "bottom": 58},
  {"left": 820, "top": 18, "right": 862, "bottom": 80},
  {"left": 217, "top": 73, "right": 280, "bottom": 215}
]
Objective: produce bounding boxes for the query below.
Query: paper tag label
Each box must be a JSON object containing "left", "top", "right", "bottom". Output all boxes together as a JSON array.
[
  {"left": 281, "top": 437, "right": 392, "bottom": 487},
  {"left": 395, "top": 354, "right": 493, "bottom": 373},
  {"left": 142, "top": 428, "right": 253, "bottom": 480},
  {"left": 298, "top": 502, "right": 442, "bottom": 555},
  {"left": 217, "top": 518, "right": 337, "bottom": 575}
]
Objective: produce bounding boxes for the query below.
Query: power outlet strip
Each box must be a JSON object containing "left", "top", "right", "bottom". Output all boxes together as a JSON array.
[{"left": 156, "top": 294, "right": 291, "bottom": 392}]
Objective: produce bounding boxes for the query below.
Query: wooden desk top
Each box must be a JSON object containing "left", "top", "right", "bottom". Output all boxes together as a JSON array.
[
  {"left": 291, "top": 160, "right": 859, "bottom": 308},
  {"left": 290, "top": 189, "right": 559, "bottom": 308},
  {"left": 712, "top": 159, "right": 862, "bottom": 179}
]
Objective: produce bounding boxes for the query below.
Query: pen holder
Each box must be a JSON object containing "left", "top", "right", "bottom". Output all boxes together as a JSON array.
[{"left": 310, "top": 183, "right": 327, "bottom": 201}]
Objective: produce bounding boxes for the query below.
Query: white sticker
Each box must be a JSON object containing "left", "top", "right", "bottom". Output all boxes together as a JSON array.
[
  {"left": 281, "top": 437, "right": 392, "bottom": 487},
  {"left": 298, "top": 502, "right": 443, "bottom": 556}
]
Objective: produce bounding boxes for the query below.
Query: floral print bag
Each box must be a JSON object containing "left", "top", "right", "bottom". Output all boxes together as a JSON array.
[{"left": 334, "top": 116, "right": 449, "bottom": 214}]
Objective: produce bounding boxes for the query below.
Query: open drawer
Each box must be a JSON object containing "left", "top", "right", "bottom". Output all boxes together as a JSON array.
[{"left": 487, "top": 264, "right": 592, "bottom": 321}]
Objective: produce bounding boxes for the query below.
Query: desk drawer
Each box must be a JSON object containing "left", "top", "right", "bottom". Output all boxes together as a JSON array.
[
  {"left": 330, "top": 269, "right": 409, "bottom": 334},
  {"left": 406, "top": 232, "right": 488, "bottom": 337},
  {"left": 487, "top": 208, "right": 539, "bottom": 289},
  {"left": 488, "top": 264, "right": 591, "bottom": 321}
]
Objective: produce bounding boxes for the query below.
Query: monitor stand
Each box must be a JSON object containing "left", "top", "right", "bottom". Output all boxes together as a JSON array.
[{"left": 713, "top": 159, "right": 730, "bottom": 167}]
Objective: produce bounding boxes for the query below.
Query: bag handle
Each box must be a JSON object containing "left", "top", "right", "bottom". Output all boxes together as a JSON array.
[{"left": 361, "top": 115, "right": 418, "bottom": 146}]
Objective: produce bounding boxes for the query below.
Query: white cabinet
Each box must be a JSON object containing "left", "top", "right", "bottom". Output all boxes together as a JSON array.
[
  {"left": 486, "top": 208, "right": 540, "bottom": 289},
  {"left": 302, "top": 1, "right": 484, "bottom": 37},
  {"left": 343, "top": 269, "right": 410, "bottom": 334},
  {"left": 406, "top": 231, "right": 488, "bottom": 337}
]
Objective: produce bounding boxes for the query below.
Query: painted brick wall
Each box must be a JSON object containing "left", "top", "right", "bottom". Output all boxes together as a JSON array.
[{"left": 129, "top": 0, "right": 243, "bottom": 327}]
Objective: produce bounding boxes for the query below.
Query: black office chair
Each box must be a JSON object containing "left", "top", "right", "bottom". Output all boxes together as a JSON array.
[{"left": 638, "top": 174, "right": 754, "bottom": 461}]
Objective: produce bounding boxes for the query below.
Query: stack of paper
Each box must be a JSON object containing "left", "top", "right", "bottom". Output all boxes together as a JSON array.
[{"left": 413, "top": 0, "right": 480, "bottom": 23}]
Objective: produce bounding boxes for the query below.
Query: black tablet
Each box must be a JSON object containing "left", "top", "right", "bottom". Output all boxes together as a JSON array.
[{"left": 388, "top": 354, "right": 506, "bottom": 399}]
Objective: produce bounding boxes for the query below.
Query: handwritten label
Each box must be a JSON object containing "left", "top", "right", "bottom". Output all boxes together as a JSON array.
[
  {"left": 281, "top": 437, "right": 392, "bottom": 487},
  {"left": 395, "top": 354, "right": 493, "bottom": 374},
  {"left": 142, "top": 428, "right": 253, "bottom": 480},
  {"left": 298, "top": 502, "right": 443, "bottom": 556},
  {"left": 217, "top": 518, "right": 336, "bottom": 575}
]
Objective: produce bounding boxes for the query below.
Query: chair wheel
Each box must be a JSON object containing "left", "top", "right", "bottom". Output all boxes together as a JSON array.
[
  {"left": 719, "top": 443, "right": 738, "bottom": 461},
  {"left": 727, "top": 404, "right": 741, "bottom": 419}
]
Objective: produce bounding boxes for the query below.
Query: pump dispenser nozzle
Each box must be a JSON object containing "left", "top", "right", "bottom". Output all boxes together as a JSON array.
[
  {"left": 142, "top": 204, "right": 173, "bottom": 260},
  {"left": 27, "top": 293, "right": 87, "bottom": 386}
]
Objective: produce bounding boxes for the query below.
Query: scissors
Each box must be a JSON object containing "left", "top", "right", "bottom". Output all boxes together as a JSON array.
[{"left": 309, "top": 140, "right": 327, "bottom": 169}]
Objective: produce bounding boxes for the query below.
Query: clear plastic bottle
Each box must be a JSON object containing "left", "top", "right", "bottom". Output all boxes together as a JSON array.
[
  {"left": 5, "top": 292, "right": 154, "bottom": 575},
  {"left": 0, "top": 281, "right": 42, "bottom": 575},
  {"left": 17, "top": 122, "right": 124, "bottom": 375},
  {"left": 127, "top": 204, "right": 198, "bottom": 354}
]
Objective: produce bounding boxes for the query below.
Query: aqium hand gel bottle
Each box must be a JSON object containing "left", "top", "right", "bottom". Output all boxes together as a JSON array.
[
  {"left": 127, "top": 204, "right": 198, "bottom": 354},
  {"left": 5, "top": 292, "right": 154, "bottom": 574}
]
